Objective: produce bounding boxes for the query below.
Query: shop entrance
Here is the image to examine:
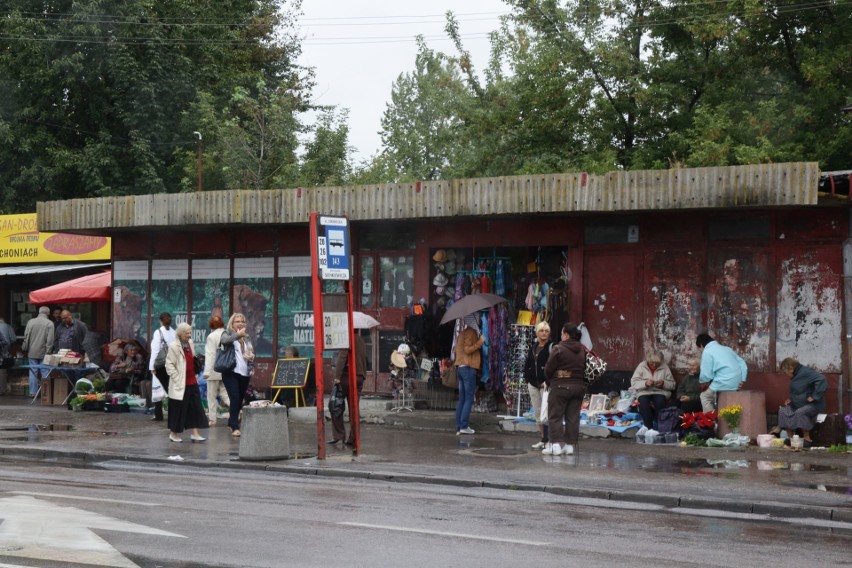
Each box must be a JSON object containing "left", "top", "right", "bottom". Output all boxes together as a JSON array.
[{"left": 583, "top": 251, "right": 639, "bottom": 371}]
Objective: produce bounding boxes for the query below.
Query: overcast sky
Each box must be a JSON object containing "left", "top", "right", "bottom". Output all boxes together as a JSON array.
[{"left": 298, "top": 0, "right": 508, "bottom": 163}]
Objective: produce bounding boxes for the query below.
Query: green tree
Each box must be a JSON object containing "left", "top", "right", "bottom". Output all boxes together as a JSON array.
[
  {"left": 0, "top": 0, "right": 310, "bottom": 211},
  {"left": 377, "top": 36, "right": 469, "bottom": 181},
  {"left": 299, "top": 108, "right": 351, "bottom": 187}
]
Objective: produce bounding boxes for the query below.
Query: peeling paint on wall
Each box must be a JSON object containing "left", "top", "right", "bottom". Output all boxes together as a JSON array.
[
  {"left": 646, "top": 283, "right": 703, "bottom": 369},
  {"left": 776, "top": 253, "right": 842, "bottom": 372},
  {"left": 707, "top": 253, "right": 770, "bottom": 369}
]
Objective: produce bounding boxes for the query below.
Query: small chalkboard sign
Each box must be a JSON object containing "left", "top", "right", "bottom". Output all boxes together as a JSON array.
[{"left": 271, "top": 358, "right": 311, "bottom": 389}]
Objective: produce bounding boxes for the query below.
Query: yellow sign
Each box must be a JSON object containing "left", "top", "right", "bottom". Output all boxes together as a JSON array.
[{"left": 0, "top": 214, "right": 111, "bottom": 264}]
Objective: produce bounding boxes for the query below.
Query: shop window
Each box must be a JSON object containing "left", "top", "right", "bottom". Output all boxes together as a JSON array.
[
  {"left": 709, "top": 217, "right": 769, "bottom": 240},
  {"left": 359, "top": 223, "right": 416, "bottom": 250},
  {"left": 379, "top": 255, "right": 413, "bottom": 308}
]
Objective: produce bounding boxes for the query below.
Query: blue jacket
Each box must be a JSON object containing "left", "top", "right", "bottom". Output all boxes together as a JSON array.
[{"left": 699, "top": 340, "right": 747, "bottom": 391}]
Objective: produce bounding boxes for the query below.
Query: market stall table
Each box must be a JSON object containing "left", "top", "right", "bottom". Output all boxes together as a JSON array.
[{"left": 21, "top": 364, "right": 100, "bottom": 405}]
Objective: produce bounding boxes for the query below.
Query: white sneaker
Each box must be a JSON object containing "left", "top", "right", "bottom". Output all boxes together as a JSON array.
[
  {"left": 459, "top": 427, "right": 475, "bottom": 435},
  {"left": 562, "top": 444, "right": 574, "bottom": 455},
  {"left": 542, "top": 443, "right": 562, "bottom": 455},
  {"left": 531, "top": 441, "right": 546, "bottom": 449}
]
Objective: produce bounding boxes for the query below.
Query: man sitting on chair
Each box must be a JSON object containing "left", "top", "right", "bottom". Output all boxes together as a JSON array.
[{"left": 106, "top": 343, "right": 145, "bottom": 394}]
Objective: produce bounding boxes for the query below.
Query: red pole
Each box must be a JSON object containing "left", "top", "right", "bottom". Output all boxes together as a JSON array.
[
  {"left": 309, "top": 213, "right": 326, "bottom": 460},
  {"left": 346, "top": 279, "right": 359, "bottom": 455}
]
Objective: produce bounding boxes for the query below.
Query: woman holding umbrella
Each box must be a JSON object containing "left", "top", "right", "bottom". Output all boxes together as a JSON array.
[{"left": 454, "top": 314, "right": 485, "bottom": 435}]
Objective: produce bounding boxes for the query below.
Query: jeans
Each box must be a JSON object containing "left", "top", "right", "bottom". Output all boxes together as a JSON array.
[
  {"left": 222, "top": 371, "right": 250, "bottom": 431},
  {"left": 28, "top": 357, "right": 45, "bottom": 395},
  {"left": 455, "top": 365, "right": 477, "bottom": 431}
]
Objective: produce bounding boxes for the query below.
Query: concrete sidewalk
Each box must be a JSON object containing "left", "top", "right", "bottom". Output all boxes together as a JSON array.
[{"left": 0, "top": 396, "right": 850, "bottom": 524}]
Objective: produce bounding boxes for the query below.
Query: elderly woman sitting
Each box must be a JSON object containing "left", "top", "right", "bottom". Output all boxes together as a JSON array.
[
  {"left": 778, "top": 357, "right": 827, "bottom": 449},
  {"left": 630, "top": 349, "right": 676, "bottom": 429},
  {"left": 105, "top": 342, "right": 145, "bottom": 393}
]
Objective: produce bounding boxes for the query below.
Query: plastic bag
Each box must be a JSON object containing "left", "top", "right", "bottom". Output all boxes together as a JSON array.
[
  {"left": 706, "top": 433, "right": 750, "bottom": 447},
  {"left": 151, "top": 376, "right": 166, "bottom": 403},
  {"left": 540, "top": 388, "right": 549, "bottom": 423},
  {"left": 328, "top": 383, "right": 346, "bottom": 418}
]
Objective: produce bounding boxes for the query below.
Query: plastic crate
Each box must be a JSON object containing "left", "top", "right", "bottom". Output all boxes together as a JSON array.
[
  {"left": 635, "top": 432, "right": 679, "bottom": 445},
  {"left": 104, "top": 403, "right": 129, "bottom": 413}
]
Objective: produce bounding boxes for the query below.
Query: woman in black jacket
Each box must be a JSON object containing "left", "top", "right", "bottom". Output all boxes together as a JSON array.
[{"left": 524, "top": 321, "right": 553, "bottom": 449}]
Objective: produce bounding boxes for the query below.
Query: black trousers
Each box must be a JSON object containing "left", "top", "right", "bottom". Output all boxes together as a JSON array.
[
  {"left": 331, "top": 375, "right": 364, "bottom": 444},
  {"left": 153, "top": 367, "right": 169, "bottom": 421}
]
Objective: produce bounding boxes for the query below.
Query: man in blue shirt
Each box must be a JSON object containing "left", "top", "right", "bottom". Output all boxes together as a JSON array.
[{"left": 696, "top": 333, "right": 747, "bottom": 412}]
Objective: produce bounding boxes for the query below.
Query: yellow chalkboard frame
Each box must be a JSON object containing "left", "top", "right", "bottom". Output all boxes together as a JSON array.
[{"left": 270, "top": 358, "right": 311, "bottom": 405}]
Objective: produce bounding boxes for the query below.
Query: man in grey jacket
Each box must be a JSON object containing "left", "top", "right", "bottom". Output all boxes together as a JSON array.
[{"left": 23, "top": 306, "right": 55, "bottom": 396}]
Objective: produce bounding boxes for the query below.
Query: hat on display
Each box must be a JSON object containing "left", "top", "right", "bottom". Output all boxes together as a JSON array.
[
  {"left": 444, "top": 261, "right": 457, "bottom": 276},
  {"left": 391, "top": 351, "right": 407, "bottom": 369},
  {"left": 444, "top": 286, "right": 455, "bottom": 298},
  {"left": 446, "top": 249, "right": 457, "bottom": 261},
  {"left": 432, "top": 250, "right": 448, "bottom": 263},
  {"left": 432, "top": 272, "right": 449, "bottom": 287},
  {"left": 434, "top": 262, "right": 445, "bottom": 272},
  {"left": 435, "top": 286, "right": 445, "bottom": 296},
  {"left": 397, "top": 343, "right": 411, "bottom": 355},
  {"left": 436, "top": 296, "right": 447, "bottom": 308}
]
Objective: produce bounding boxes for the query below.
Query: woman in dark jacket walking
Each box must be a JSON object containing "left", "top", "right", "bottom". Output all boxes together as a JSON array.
[
  {"left": 524, "top": 321, "right": 553, "bottom": 449},
  {"left": 542, "top": 323, "right": 586, "bottom": 456}
]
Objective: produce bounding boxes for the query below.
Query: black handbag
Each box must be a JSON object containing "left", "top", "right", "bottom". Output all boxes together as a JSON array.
[
  {"left": 328, "top": 383, "right": 346, "bottom": 418},
  {"left": 213, "top": 343, "right": 236, "bottom": 373}
]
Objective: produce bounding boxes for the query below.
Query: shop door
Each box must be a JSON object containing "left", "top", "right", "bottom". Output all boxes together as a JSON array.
[
  {"left": 583, "top": 252, "right": 638, "bottom": 371},
  {"left": 358, "top": 252, "right": 415, "bottom": 393}
]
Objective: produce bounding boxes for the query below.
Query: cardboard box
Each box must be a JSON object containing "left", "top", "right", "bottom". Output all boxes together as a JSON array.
[
  {"left": 52, "top": 377, "right": 70, "bottom": 406},
  {"left": 59, "top": 356, "right": 82, "bottom": 367},
  {"left": 43, "top": 354, "right": 62, "bottom": 366}
]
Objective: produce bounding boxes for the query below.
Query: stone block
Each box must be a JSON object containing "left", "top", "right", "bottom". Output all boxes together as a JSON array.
[
  {"left": 239, "top": 405, "right": 290, "bottom": 461},
  {"left": 717, "top": 390, "right": 767, "bottom": 441},
  {"left": 580, "top": 425, "right": 611, "bottom": 438}
]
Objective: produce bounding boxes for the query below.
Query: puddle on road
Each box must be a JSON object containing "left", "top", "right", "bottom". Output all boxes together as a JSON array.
[{"left": 34, "top": 423, "right": 74, "bottom": 432}]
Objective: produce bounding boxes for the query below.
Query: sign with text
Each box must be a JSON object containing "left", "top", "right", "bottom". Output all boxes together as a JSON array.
[
  {"left": 0, "top": 213, "right": 110, "bottom": 264},
  {"left": 317, "top": 215, "right": 350, "bottom": 280},
  {"left": 321, "top": 311, "right": 349, "bottom": 350},
  {"left": 271, "top": 358, "right": 311, "bottom": 388}
]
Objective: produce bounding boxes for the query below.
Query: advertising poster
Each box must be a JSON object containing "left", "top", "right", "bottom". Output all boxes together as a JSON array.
[
  {"left": 191, "top": 259, "right": 230, "bottom": 346},
  {"left": 234, "top": 257, "right": 274, "bottom": 358},
  {"left": 278, "top": 257, "right": 313, "bottom": 358},
  {"left": 112, "top": 260, "right": 149, "bottom": 344},
  {"left": 150, "top": 259, "right": 189, "bottom": 346}
]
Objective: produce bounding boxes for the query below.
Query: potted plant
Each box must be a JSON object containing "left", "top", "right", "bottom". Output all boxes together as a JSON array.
[{"left": 719, "top": 405, "right": 743, "bottom": 434}]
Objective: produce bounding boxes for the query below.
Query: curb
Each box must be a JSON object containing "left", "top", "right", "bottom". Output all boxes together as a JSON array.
[{"left": 1, "top": 444, "right": 846, "bottom": 524}]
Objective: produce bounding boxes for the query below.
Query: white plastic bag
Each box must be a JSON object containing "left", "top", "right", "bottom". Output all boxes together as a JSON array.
[
  {"left": 578, "top": 322, "right": 593, "bottom": 350},
  {"left": 539, "top": 388, "right": 549, "bottom": 423},
  {"left": 151, "top": 375, "right": 165, "bottom": 403}
]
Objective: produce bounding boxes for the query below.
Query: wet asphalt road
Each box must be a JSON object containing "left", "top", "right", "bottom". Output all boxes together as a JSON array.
[{"left": 0, "top": 456, "right": 850, "bottom": 568}]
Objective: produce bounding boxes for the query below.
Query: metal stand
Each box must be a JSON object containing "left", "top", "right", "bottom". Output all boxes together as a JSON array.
[{"left": 391, "top": 366, "right": 415, "bottom": 412}]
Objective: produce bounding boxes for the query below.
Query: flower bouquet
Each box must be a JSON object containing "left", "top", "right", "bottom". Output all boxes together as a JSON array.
[
  {"left": 719, "top": 405, "right": 743, "bottom": 432},
  {"left": 681, "top": 411, "right": 717, "bottom": 439}
]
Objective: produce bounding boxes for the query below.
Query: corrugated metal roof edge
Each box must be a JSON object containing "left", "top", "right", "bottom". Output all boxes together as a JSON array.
[{"left": 36, "top": 162, "right": 826, "bottom": 233}]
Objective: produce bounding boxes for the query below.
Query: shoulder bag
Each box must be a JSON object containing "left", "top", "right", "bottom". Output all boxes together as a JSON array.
[
  {"left": 583, "top": 346, "right": 607, "bottom": 384},
  {"left": 153, "top": 330, "right": 168, "bottom": 370},
  {"left": 213, "top": 342, "right": 236, "bottom": 373}
]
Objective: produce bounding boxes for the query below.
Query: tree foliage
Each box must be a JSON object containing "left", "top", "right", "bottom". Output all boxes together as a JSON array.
[
  {"left": 0, "top": 0, "right": 312, "bottom": 211},
  {"left": 373, "top": 0, "right": 851, "bottom": 180}
]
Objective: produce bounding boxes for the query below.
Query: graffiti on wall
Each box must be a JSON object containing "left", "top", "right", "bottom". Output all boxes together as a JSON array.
[
  {"left": 707, "top": 252, "right": 770, "bottom": 369},
  {"left": 776, "top": 253, "right": 842, "bottom": 372}
]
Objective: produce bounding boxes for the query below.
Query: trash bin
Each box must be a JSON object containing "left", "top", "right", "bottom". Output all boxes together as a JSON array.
[{"left": 238, "top": 405, "right": 290, "bottom": 461}]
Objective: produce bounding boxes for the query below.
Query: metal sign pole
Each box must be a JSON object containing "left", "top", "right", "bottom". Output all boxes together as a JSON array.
[{"left": 309, "top": 212, "right": 326, "bottom": 460}]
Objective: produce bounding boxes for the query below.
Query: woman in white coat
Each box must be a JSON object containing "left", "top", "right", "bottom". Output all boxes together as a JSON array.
[
  {"left": 202, "top": 315, "right": 230, "bottom": 426},
  {"left": 165, "top": 322, "right": 208, "bottom": 443}
]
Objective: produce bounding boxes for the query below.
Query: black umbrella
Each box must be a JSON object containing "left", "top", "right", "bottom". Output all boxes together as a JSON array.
[{"left": 439, "top": 293, "right": 507, "bottom": 325}]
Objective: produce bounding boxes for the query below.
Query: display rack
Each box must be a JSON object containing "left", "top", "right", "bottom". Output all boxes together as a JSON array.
[{"left": 497, "top": 323, "right": 535, "bottom": 419}]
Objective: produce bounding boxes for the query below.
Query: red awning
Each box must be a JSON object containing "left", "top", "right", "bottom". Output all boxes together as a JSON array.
[{"left": 29, "top": 270, "right": 112, "bottom": 304}]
